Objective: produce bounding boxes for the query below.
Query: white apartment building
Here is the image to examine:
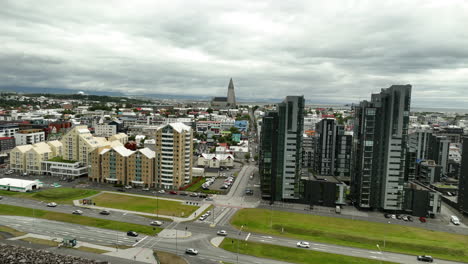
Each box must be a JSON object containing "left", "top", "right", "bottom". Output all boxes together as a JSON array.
[
  {"left": 94, "top": 123, "right": 117, "bottom": 137},
  {"left": 14, "top": 129, "right": 45, "bottom": 146}
]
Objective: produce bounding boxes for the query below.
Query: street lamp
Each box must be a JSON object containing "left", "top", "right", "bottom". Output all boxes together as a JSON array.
[
  {"left": 237, "top": 225, "right": 244, "bottom": 264},
  {"left": 376, "top": 244, "right": 382, "bottom": 264}
]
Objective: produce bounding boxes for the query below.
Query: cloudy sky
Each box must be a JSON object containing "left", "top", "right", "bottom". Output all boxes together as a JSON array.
[{"left": 1, "top": 0, "right": 468, "bottom": 107}]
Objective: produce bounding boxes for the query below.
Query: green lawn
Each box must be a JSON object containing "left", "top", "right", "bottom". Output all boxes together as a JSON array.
[
  {"left": 0, "top": 188, "right": 99, "bottom": 204},
  {"left": 231, "top": 208, "right": 468, "bottom": 262},
  {"left": 185, "top": 177, "right": 206, "bottom": 192},
  {"left": 220, "top": 238, "right": 397, "bottom": 264},
  {"left": 92, "top": 192, "right": 198, "bottom": 217},
  {"left": 0, "top": 204, "right": 160, "bottom": 235}
]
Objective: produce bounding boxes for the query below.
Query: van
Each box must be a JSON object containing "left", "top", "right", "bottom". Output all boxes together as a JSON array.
[
  {"left": 335, "top": 206, "right": 341, "bottom": 214},
  {"left": 450, "top": 215, "right": 460, "bottom": 225}
]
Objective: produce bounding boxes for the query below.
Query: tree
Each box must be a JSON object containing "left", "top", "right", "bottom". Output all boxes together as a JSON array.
[
  {"left": 229, "top": 126, "right": 240, "bottom": 134},
  {"left": 254, "top": 154, "right": 259, "bottom": 161},
  {"left": 244, "top": 153, "right": 251, "bottom": 160},
  {"left": 207, "top": 108, "right": 213, "bottom": 114}
]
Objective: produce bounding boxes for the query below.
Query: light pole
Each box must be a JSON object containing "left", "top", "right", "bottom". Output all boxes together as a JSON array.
[
  {"left": 175, "top": 228, "right": 178, "bottom": 256},
  {"left": 237, "top": 225, "right": 244, "bottom": 264},
  {"left": 376, "top": 244, "right": 382, "bottom": 264}
]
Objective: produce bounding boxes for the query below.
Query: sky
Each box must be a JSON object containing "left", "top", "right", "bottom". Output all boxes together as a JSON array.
[{"left": 1, "top": 0, "right": 468, "bottom": 107}]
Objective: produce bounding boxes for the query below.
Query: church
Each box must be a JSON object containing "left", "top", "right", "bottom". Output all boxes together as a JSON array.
[{"left": 211, "top": 78, "right": 237, "bottom": 108}]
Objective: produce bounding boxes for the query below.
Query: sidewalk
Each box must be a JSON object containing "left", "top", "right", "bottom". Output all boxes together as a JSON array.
[{"left": 73, "top": 191, "right": 211, "bottom": 222}]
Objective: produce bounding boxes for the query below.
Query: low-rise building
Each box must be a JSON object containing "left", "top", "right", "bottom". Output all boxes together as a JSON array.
[
  {"left": 197, "top": 153, "right": 234, "bottom": 168},
  {"left": 41, "top": 157, "right": 88, "bottom": 179},
  {"left": 10, "top": 141, "right": 62, "bottom": 174},
  {"left": 0, "top": 178, "right": 41, "bottom": 192}
]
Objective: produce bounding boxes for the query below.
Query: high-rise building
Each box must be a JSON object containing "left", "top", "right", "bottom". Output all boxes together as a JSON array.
[
  {"left": 154, "top": 123, "right": 193, "bottom": 190},
  {"left": 259, "top": 96, "right": 304, "bottom": 202},
  {"left": 458, "top": 137, "right": 468, "bottom": 214},
  {"left": 352, "top": 85, "right": 411, "bottom": 211},
  {"left": 427, "top": 135, "right": 450, "bottom": 175}
]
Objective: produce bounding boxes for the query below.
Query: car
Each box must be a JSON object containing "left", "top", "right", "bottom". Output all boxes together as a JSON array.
[
  {"left": 384, "top": 213, "right": 391, "bottom": 218},
  {"left": 417, "top": 255, "right": 434, "bottom": 262},
  {"left": 199, "top": 214, "right": 208, "bottom": 221},
  {"left": 72, "top": 210, "right": 83, "bottom": 215},
  {"left": 220, "top": 185, "right": 228, "bottom": 189},
  {"left": 127, "top": 231, "right": 138, "bottom": 237},
  {"left": 22, "top": 172, "right": 28, "bottom": 176},
  {"left": 450, "top": 215, "right": 461, "bottom": 225},
  {"left": 205, "top": 211, "right": 211, "bottom": 215},
  {"left": 142, "top": 187, "right": 150, "bottom": 191},
  {"left": 217, "top": 230, "right": 227, "bottom": 236},
  {"left": 407, "top": 216, "right": 414, "bottom": 222},
  {"left": 100, "top": 210, "right": 110, "bottom": 215},
  {"left": 46, "top": 202, "right": 57, "bottom": 207},
  {"left": 158, "top": 190, "right": 165, "bottom": 194},
  {"left": 390, "top": 214, "right": 397, "bottom": 219},
  {"left": 117, "top": 188, "right": 125, "bottom": 192},
  {"left": 245, "top": 189, "right": 254, "bottom": 195},
  {"left": 396, "top": 214, "right": 402, "bottom": 220},
  {"left": 169, "top": 190, "right": 178, "bottom": 195},
  {"left": 402, "top": 215, "right": 408, "bottom": 221},
  {"left": 185, "top": 248, "right": 198, "bottom": 255},
  {"left": 199, "top": 194, "right": 207, "bottom": 198},
  {"left": 5, "top": 170, "right": 13, "bottom": 175},
  {"left": 419, "top": 216, "right": 427, "bottom": 223},
  {"left": 124, "top": 185, "right": 132, "bottom": 189},
  {"left": 179, "top": 192, "right": 188, "bottom": 196},
  {"left": 296, "top": 241, "right": 310, "bottom": 248},
  {"left": 150, "top": 220, "right": 163, "bottom": 226},
  {"left": 205, "top": 197, "right": 213, "bottom": 201},
  {"left": 190, "top": 192, "right": 199, "bottom": 197}
]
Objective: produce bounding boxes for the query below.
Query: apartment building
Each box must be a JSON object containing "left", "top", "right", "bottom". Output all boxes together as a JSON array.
[
  {"left": 260, "top": 96, "right": 304, "bottom": 202},
  {"left": 0, "top": 137, "right": 15, "bottom": 153},
  {"left": 14, "top": 129, "right": 45, "bottom": 146},
  {"left": 352, "top": 85, "right": 411, "bottom": 211},
  {"left": 155, "top": 123, "right": 193, "bottom": 190},
  {"left": 0, "top": 124, "right": 19, "bottom": 137},
  {"left": 10, "top": 141, "right": 62, "bottom": 174}
]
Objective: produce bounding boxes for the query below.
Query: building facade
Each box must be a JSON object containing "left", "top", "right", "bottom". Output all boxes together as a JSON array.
[
  {"left": 458, "top": 137, "right": 468, "bottom": 215},
  {"left": 259, "top": 96, "right": 304, "bottom": 202},
  {"left": 14, "top": 129, "right": 45, "bottom": 146},
  {"left": 352, "top": 85, "right": 411, "bottom": 211}
]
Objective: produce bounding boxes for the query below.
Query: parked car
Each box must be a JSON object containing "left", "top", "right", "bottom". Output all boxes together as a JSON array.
[
  {"left": 185, "top": 248, "right": 198, "bottom": 255},
  {"left": 150, "top": 220, "right": 163, "bottom": 226},
  {"left": 384, "top": 213, "right": 391, "bottom": 218},
  {"left": 127, "top": 231, "right": 138, "bottom": 237},
  {"left": 72, "top": 210, "right": 83, "bottom": 215},
  {"left": 190, "top": 192, "right": 198, "bottom": 197},
  {"left": 419, "top": 217, "right": 427, "bottom": 223},
  {"left": 117, "top": 188, "right": 125, "bottom": 192},
  {"left": 100, "top": 210, "right": 110, "bottom": 215},
  {"left": 5, "top": 170, "right": 13, "bottom": 175},
  {"left": 217, "top": 230, "right": 227, "bottom": 236},
  {"left": 296, "top": 241, "right": 310, "bottom": 248},
  {"left": 142, "top": 187, "right": 150, "bottom": 191},
  {"left": 407, "top": 216, "right": 414, "bottom": 222},
  {"left": 46, "top": 202, "right": 57, "bottom": 207},
  {"left": 205, "top": 197, "right": 213, "bottom": 201},
  {"left": 199, "top": 194, "right": 207, "bottom": 198},
  {"left": 402, "top": 215, "right": 408, "bottom": 221},
  {"left": 417, "top": 255, "right": 433, "bottom": 262},
  {"left": 169, "top": 190, "right": 178, "bottom": 195},
  {"left": 179, "top": 192, "right": 188, "bottom": 196},
  {"left": 396, "top": 214, "right": 402, "bottom": 220},
  {"left": 220, "top": 185, "right": 228, "bottom": 189},
  {"left": 158, "top": 190, "right": 165, "bottom": 194},
  {"left": 124, "top": 185, "right": 132, "bottom": 189}
]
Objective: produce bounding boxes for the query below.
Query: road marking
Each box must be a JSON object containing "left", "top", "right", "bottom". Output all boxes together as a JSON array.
[
  {"left": 132, "top": 236, "right": 148, "bottom": 247},
  {"left": 245, "top": 233, "right": 251, "bottom": 241},
  {"left": 123, "top": 212, "right": 128, "bottom": 216}
]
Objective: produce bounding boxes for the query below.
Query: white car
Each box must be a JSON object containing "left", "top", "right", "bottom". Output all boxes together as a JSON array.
[
  {"left": 158, "top": 190, "right": 165, "bottom": 194},
  {"left": 5, "top": 170, "right": 13, "bottom": 175},
  {"left": 185, "top": 248, "right": 198, "bottom": 255},
  {"left": 124, "top": 185, "right": 132, "bottom": 189},
  {"left": 150, "top": 220, "right": 163, "bottom": 226},
  {"left": 296, "top": 241, "right": 310, "bottom": 248},
  {"left": 72, "top": 210, "right": 83, "bottom": 215},
  {"left": 217, "top": 230, "right": 227, "bottom": 236},
  {"left": 46, "top": 202, "right": 57, "bottom": 207}
]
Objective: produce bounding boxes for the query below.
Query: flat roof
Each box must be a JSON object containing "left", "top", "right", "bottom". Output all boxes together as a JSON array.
[{"left": 0, "top": 178, "right": 38, "bottom": 187}]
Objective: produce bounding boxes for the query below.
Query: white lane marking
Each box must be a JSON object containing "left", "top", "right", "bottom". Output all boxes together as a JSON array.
[
  {"left": 132, "top": 236, "right": 148, "bottom": 247},
  {"left": 245, "top": 233, "right": 251, "bottom": 241}
]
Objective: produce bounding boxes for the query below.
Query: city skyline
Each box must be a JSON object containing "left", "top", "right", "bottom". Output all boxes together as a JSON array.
[{"left": 1, "top": 1, "right": 468, "bottom": 107}]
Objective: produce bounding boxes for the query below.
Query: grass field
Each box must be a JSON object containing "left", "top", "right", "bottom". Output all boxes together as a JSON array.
[
  {"left": 185, "top": 177, "right": 206, "bottom": 192},
  {"left": 0, "top": 188, "right": 99, "bottom": 204},
  {"left": 155, "top": 250, "right": 188, "bottom": 264},
  {"left": 0, "top": 204, "right": 160, "bottom": 235},
  {"left": 75, "top": 246, "right": 110, "bottom": 254},
  {"left": 231, "top": 208, "right": 468, "bottom": 262},
  {"left": 92, "top": 193, "right": 198, "bottom": 217},
  {"left": 21, "top": 237, "right": 60, "bottom": 247},
  {"left": 220, "top": 238, "right": 397, "bottom": 264},
  {"left": 0, "top": 226, "right": 26, "bottom": 238}
]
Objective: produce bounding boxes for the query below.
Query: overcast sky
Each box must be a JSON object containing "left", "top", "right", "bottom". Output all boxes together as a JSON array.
[{"left": 1, "top": 0, "right": 468, "bottom": 107}]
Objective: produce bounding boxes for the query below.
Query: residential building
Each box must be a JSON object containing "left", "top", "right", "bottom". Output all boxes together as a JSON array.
[
  {"left": 416, "top": 160, "right": 442, "bottom": 185},
  {"left": 352, "top": 85, "right": 411, "bottom": 211},
  {"left": 155, "top": 123, "right": 193, "bottom": 190},
  {"left": 259, "top": 96, "right": 304, "bottom": 202},
  {"left": 197, "top": 153, "right": 234, "bottom": 168},
  {"left": 14, "top": 129, "right": 45, "bottom": 146},
  {"left": 408, "top": 126, "right": 432, "bottom": 160},
  {"left": 94, "top": 123, "right": 117, "bottom": 137},
  {"left": 302, "top": 135, "right": 314, "bottom": 168},
  {"left": 427, "top": 135, "right": 450, "bottom": 175},
  {"left": 458, "top": 136, "right": 468, "bottom": 215},
  {"left": 0, "top": 137, "right": 15, "bottom": 153},
  {"left": 10, "top": 141, "right": 62, "bottom": 174},
  {"left": 0, "top": 124, "right": 19, "bottom": 137}
]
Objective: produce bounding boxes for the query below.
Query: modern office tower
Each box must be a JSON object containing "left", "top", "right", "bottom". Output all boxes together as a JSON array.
[
  {"left": 154, "top": 123, "right": 193, "bottom": 190},
  {"left": 314, "top": 119, "right": 337, "bottom": 175},
  {"left": 335, "top": 129, "right": 353, "bottom": 178},
  {"left": 427, "top": 135, "right": 450, "bottom": 175},
  {"left": 458, "top": 137, "right": 468, "bottom": 214},
  {"left": 408, "top": 126, "right": 433, "bottom": 160},
  {"left": 302, "top": 135, "right": 314, "bottom": 168},
  {"left": 259, "top": 96, "right": 304, "bottom": 203},
  {"left": 352, "top": 85, "right": 411, "bottom": 211}
]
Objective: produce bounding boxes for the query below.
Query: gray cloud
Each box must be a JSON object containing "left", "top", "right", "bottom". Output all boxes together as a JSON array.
[{"left": 0, "top": 0, "right": 468, "bottom": 107}]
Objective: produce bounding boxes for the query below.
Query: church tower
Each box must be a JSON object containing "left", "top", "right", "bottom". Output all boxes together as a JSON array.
[{"left": 227, "top": 78, "right": 236, "bottom": 107}]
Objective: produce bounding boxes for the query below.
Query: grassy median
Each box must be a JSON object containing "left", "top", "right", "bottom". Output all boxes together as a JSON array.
[
  {"left": 0, "top": 204, "right": 160, "bottom": 235},
  {"left": 92, "top": 192, "right": 198, "bottom": 217},
  {"left": 0, "top": 188, "right": 99, "bottom": 204},
  {"left": 220, "top": 238, "right": 397, "bottom": 264},
  {"left": 231, "top": 208, "right": 468, "bottom": 262}
]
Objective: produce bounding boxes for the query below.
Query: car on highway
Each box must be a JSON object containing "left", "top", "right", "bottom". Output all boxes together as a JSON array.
[
  {"left": 127, "top": 231, "right": 138, "bottom": 237},
  {"left": 142, "top": 187, "right": 150, "bottom": 191},
  {"left": 419, "top": 217, "right": 427, "bottom": 223},
  {"left": 169, "top": 190, "right": 178, "bottom": 195},
  {"left": 124, "top": 185, "right": 132, "bottom": 189},
  {"left": 185, "top": 248, "right": 198, "bottom": 255},
  {"left": 199, "top": 214, "right": 208, "bottom": 221},
  {"left": 296, "top": 241, "right": 310, "bottom": 248},
  {"left": 72, "top": 210, "right": 83, "bottom": 215},
  {"left": 100, "top": 210, "right": 110, "bottom": 215},
  {"left": 217, "top": 230, "right": 227, "bottom": 236},
  {"left": 46, "top": 202, "right": 57, "bottom": 207},
  {"left": 417, "top": 255, "right": 433, "bottom": 262},
  {"left": 179, "top": 192, "right": 188, "bottom": 196},
  {"left": 150, "top": 220, "right": 163, "bottom": 226},
  {"left": 245, "top": 189, "right": 254, "bottom": 195}
]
